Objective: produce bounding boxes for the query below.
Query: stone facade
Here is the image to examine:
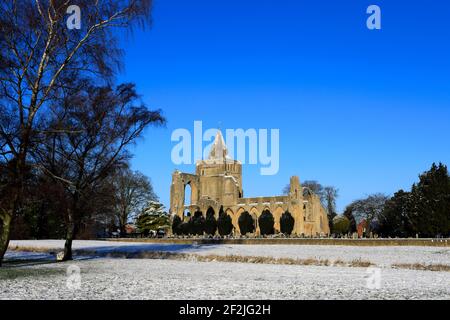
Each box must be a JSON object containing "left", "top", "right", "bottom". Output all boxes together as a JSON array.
[{"left": 170, "top": 130, "right": 330, "bottom": 236}]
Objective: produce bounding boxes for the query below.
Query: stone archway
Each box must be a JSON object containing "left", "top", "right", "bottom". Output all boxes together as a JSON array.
[
  {"left": 225, "top": 208, "right": 236, "bottom": 235},
  {"left": 273, "top": 207, "right": 284, "bottom": 234},
  {"left": 234, "top": 208, "right": 245, "bottom": 235},
  {"left": 184, "top": 183, "right": 192, "bottom": 207},
  {"left": 249, "top": 207, "right": 260, "bottom": 235}
]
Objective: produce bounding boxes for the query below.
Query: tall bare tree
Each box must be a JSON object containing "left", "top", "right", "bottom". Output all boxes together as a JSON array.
[
  {"left": 323, "top": 186, "right": 338, "bottom": 230},
  {"left": 351, "top": 193, "right": 389, "bottom": 235},
  {"left": 0, "top": 0, "right": 152, "bottom": 266},
  {"left": 37, "top": 82, "right": 164, "bottom": 260},
  {"left": 113, "top": 167, "right": 158, "bottom": 235}
]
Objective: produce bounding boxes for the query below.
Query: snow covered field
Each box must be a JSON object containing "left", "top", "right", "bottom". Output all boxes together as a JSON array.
[
  {"left": 8, "top": 239, "right": 450, "bottom": 266},
  {"left": 1, "top": 240, "right": 449, "bottom": 300}
]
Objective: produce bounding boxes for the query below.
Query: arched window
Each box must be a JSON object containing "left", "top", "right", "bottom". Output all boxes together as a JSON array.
[{"left": 184, "top": 183, "right": 192, "bottom": 207}]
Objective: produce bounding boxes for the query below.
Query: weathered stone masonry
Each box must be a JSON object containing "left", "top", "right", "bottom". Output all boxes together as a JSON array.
[{"left": 170, "top": 130, "right": 330, "bottom": 236}]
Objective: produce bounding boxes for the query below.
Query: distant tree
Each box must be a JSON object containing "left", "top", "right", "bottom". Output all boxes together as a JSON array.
[
  {"left": 412, "top": 163, "right": 450, "bottom": 237},
  {"left": 135, "top": 201, "right": 170, "bottom": 236},
  {"left": 113, "top": 168, "right": 158, "bottom": 235},
  {"left": 204, "top": 209, "right": 217, "bottom": 236},
  {"left": 172, "top": 215, "right": 182, "bottom": 235},
  {"left": 351, "top": 193, "right": 389, "bottom": 236},
  {"left": 284, "top": 180, "right": 325, "bottom": 201},
  {"left": 324, "top": 186, "right": 338, "bottom": 231},
  {"left": 258, "top": 210, "right": 274, "bottom": 236},
  {"left": 378, "top": 190, "right": 411, "bottom": 237},
  {"left": 238, "top": 211, "right": 255, "bottom": 235},
  {"left": 179, "top": 221, "right": 192, "bottom": 236},
  {"left": 343, "top": 204, "right": 357, "bottom": 233},
  {"left": 190, "top": 211, "right": 205, "bottom": 236},
  {"left": 332, "top": 215, "right": 350, "bottom": 235},
  {"left": 217, "top": 206, "right": 233, "bottom": 236},
  {"left": 280, "top": 211, "right": 295, "bottom": 235}
]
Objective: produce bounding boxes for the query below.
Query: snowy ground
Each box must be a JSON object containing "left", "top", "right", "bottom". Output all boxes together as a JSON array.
[
  {"left": 1, "top": 240, "right": 449, "bottom": 300},
  {"left": 8, "top": 239, "right": 450, "bottom": 266},
  {"left": 1, "top": 256, "right": 449, "bottom": 300}
]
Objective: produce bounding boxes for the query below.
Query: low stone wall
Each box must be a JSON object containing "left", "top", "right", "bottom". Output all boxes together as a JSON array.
[{"left": 104, "top": 238, "right": 450, "bottom": 247}]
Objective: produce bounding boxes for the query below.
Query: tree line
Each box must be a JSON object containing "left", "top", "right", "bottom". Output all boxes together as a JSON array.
[
  {"left": 171, "top": 207, "right": 296, "bottom": 237},
  {"left": 337, "top": 163, "right": 450, "bottom": 238}
]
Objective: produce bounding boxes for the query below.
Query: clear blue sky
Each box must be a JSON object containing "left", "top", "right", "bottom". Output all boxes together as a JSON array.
[{"left": 117, "top": 0, "right": 450, "bottom": 212}]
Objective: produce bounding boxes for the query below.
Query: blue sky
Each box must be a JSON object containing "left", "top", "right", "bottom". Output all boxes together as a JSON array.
[{"left": 117, "top": 0, "right": 450, "bottom": 212}]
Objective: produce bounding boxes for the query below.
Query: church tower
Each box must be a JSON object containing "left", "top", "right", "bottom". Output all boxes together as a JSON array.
[{"left": 195, "top": 130, "right": 243, "bottom": 206}]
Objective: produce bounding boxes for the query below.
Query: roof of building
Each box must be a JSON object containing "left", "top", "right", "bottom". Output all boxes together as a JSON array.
[{"left": 208, "top": 130, "right": 230, "bottom": 160}]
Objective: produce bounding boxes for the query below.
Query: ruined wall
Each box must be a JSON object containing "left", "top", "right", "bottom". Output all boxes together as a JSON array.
[{"left": 170, "top": 167, "right": 330, "bottom": 236}]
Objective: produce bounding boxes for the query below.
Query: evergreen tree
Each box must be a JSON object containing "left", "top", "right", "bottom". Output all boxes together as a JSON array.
[
  {"left": 217, "top": 206, "right": 233, "bottom": 236},
  {"left": 332, "top": 215, "right": 350, "bottom": 235},
  {"left": 204, "top": 209, "right": 217, "bottom": 235},
  {"left": 379, "top": 190, "right": 411, "bottom": 237},
  {"left": 238, "top": 211, "right": 255, "bottom": 235},
  {"left": 135, "top": 201, "right": 170, "bottom": 236},
  {"left": 414, "top": 163, "right": 450, "bottom": 237},
  {"left": 343, "top": 204, "right": 357, "bottom": 233},
  {"left": 172, "top": 215, "right": 182, "bottom": 235},
  {"left": 258, "top": 210, "right": 274, "bottom": 235},
  {"left": 179, "top": 221, "right": 192, "bottom": 235},
  {"left": 190, "top": 211, "right": 205, "bottom": 235},
  {"left": 280, "top": 211, "right": 295, "bottom": 235}
]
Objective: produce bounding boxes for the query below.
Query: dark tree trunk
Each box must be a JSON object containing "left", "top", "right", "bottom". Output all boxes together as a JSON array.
[
  {"left": 0, "top": 213, "right": 12, "bottom": 267},
  {"left": 63, "top": 208, "right": 76, "bottom": 261}
]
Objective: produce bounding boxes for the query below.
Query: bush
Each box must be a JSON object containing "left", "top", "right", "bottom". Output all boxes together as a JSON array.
[
  {"left": 204, "top": 209, "right": 217, "bottom": 235},
  {"left": 238, "top": 211, "right": 255, "bottom": 235},
  {"left": 332, "top": 215, "right": 350, "bottom": 235},
  {"left": 280, "top": 211, "right": 295, "bottom": 235},
  {"left": 191, "top": 211, "right": 205, "bottom": 235},
  {"left": 258, "top": 210, "right": 274, "bottom": 235},
  {"left": 217, "top": 206, "right": 233, "bottom": 236},
  {"left": 172, "top": 215, "right": 182, "bottom": 235},
  {"left": 179, "top": 221, "right": 192, "bottom": 235}
]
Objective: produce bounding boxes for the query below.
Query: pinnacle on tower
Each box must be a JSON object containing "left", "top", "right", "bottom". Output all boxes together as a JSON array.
[{"left": 208, "top": 130, "right": 230, "bottom": 161}]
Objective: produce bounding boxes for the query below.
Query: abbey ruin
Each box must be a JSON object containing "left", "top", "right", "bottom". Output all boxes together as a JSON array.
[{"left": 170, "top": 130, "right": 330, "bottom": 236}]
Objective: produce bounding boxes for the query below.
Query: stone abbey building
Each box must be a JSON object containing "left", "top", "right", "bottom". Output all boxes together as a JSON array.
[{"left": 170, "top": 130, "right": 330, "bottom": 236}]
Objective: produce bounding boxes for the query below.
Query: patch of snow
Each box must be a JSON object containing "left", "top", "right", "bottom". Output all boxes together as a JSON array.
[{"left": 0, "top": 259, "right": 448, "bottom": 300}]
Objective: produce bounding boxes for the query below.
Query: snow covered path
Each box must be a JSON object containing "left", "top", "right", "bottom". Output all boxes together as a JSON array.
[{"left": 8, "top": 239, "right": 450, "bottom": 267}]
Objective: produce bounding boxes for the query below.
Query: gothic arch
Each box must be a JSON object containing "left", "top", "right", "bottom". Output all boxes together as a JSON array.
[
  {"left": 234, "top": 208, "right": 245, "bottom": 234},
  {"left": 249, "top": 207, "right": 260, "bottom": 234},
  {"left": 273, "top": 206, "right": 284, "bottom": 233}
]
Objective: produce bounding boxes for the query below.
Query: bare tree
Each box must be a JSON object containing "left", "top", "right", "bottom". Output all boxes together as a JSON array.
[
  {"left": 36, "top": 82, "right": 165, "bottom": 260},
  {"left": 351, "top": 193, "right": 389, "bottom": 235},
  {"left": 0, "top": 0, "right": 152, "bottom": 265},
  {"left": 113, "top": 167, "right": 158, "bottom": 235},
  {"left": 324, "top": 186, "right": 338, "bottom": 230},
  {"left": 283, "top": 180, "right": 324, "bottom": 199}
]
